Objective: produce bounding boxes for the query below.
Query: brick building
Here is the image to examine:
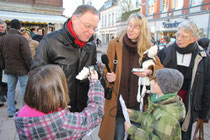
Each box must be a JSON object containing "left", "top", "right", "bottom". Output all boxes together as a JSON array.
[
  {"left": 140, "top": 0, "right": 210, "bottom": 40},
  {"left": 0, "top": 0, "right": 67, "bottom": 34}
]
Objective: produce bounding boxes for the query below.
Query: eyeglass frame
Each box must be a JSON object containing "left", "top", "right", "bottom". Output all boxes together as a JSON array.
[
  {"left": 175, "top": 32, "right": 192, "bottom": 41},
  {"left": 127, "top": 23, "right": 141, "bottom": 31},
  {"left": 78, "top": 18, "right": 98, "bottom": 32}
]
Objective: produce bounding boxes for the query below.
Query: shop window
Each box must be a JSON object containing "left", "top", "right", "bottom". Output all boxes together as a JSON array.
[
  {"left": 148, "top": 0, "right": 154, "bottom": 15},
  {"left": 174, "top": 0, "right": 184, "bottom": 9},
  {"left": 191, "top": 0, "right": 203, "bottom": 6}
]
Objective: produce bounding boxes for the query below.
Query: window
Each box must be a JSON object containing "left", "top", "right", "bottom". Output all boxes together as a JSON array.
[
  {"left": 136, "top": 0, "right": 141, "bottom": 8},
  {"left": 105, "top": 15, "right": 107, "bottom": 27},
  {"left": 112, "top": 13, "right": 114, "bottom": 25},
  {"left": 163, "top": 0, "right": 169, "bottom": 12},
  {"left": 191, "top": 0, "right": 202, "bottom": 6},
  {"left": 108, "top": 14, "right": 111, "bottom": 26},
  {"left": 148, "top": 0, "right": 154, "bottom": 15},
  {"left": 174, "top": 0, "right": 183, "bottom": 9},
  {"left": 102, "top": 16, "right": 104, "bottom": 27}
]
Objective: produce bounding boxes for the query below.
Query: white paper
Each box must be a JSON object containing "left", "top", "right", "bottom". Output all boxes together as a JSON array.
[
  {"left": 85, "top": 128, "right": 95, "bottom": 136},
  {"left": 119, "top": 95, "right": 131, "bottom": 123}
]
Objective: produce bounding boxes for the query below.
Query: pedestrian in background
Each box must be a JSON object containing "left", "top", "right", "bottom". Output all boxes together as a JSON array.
[
  {"left": 99, "top": 13, "right": 152, "bottom": 140},
  {"left": 32, "top": 28, "right": 43, "bottom": 42},
  {"left": 0, "top": 20, "right": 7, "bottom": 107},
  {"left": 30, "top": 27, "right": 36, "bottom": 38},
  {"left": 21, "top": 30, "right": 39, "bottom": 59},
  {"left": 14, "top": 64, "right": 104, "bottom": 139},
  {"left": 0, "top": 19, "right": 32, "bottom": 118},
  {"left": 31, "top": 4, "right": 100, "bottom": 113},
  {"left": 157, "top": 20, "right": 210, "bottom": 139},
  {"left": 198, "top": 38, "right": 209, "bottom": 53}
]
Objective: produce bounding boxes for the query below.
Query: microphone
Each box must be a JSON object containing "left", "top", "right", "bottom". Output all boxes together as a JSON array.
[{"left": 101, "top": 54, "right": 111, "bottom": 72}]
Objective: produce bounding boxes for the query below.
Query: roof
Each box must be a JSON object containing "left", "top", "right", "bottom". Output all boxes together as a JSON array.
[
  {"left": 0, "top": 10, "right": 67, "bottom": 24},
  {"left": 99, "top": 0, "right": 117, "bottom": 11}
]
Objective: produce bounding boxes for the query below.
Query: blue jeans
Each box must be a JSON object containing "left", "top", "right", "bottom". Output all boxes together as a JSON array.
[
  {"left": 7, "top": 74, "right": 28, "bottom": 116},
  {"left": 114, "top": 115, "right": 140, "bottom": 140}
]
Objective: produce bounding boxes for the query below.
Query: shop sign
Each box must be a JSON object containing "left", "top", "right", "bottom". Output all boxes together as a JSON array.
[{"left": 162, "top": 21, "right": 181, "bottom": 28}]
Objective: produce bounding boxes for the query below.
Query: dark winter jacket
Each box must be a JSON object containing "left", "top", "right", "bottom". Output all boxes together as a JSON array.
[
  {"left": 0, "top": 28, "right": 32, "bottom": 75},
  {"left": 158, "top": 42, "right": 210, "bottom": 131},
  {"left": 31, "top": 19, "right": 97, "bottom": 112}
]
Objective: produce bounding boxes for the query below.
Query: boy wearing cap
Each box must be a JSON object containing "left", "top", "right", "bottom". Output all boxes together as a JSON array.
[{"left": 125, "top": 68, "right": 186, "bottom": 140}]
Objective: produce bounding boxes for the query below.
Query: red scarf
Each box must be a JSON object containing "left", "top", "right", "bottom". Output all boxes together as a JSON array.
[{"left": 67, "top": 20, "right": 86, "bottom": 48}]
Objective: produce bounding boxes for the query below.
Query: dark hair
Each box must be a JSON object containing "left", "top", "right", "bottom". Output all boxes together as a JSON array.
[
  {"left": 10, "top": 19, "right": 22, "bottom": 30},
  {"left": 198, "top": 38, "right": 209, "bottom": 51},
  {"left": 30, "top": 28, "right": 35, "bottom": 32},
  {"left": 37, "top": 28, "right": 42, "bottom": 32},
  {"left": 24, "top": 65, "right": 69, "bottom": 113},
  {"left": 164, "top": 36, "right": 171, "bottom": 44},
  {"left": 72, "top": 4, "right": 99, "bottom": 17}
]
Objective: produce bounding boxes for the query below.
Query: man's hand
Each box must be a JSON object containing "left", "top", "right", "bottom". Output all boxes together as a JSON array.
[
  {"left": 125, "top": 121, "right": 131, "bottom": 132},
  {"left": 106, "top": 72, "right": 116, "bottom": 82}
]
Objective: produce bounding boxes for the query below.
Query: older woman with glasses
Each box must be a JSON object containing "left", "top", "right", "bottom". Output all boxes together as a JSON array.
[
  {"left": 157, "top": 20, "right": 210, "bottom": 139},
  {"left": 99, "top": 13, "right": 152, "bottom": 140}
]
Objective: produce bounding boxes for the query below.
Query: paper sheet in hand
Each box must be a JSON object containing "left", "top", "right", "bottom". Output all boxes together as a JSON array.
[{"left": 119, "top": 95, "right": 131, "bottom": 123}]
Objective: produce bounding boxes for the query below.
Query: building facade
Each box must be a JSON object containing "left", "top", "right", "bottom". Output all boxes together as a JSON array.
[
  {"left": 141, "top": 0, "right": 210, "bottom": 40},
  {"left": 0, "top": 0, "right": 67, "bottom": 34},
  {"left": 98, "top": 0, "right": 210, "bottom": 44},
  {"left": 98, "top": 0, "right": 141, "bottom": 44}
]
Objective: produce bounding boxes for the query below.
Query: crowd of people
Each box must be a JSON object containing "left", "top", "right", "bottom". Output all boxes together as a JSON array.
[{"left": 0, "top": 4, "right": 210, "bottom": 140}]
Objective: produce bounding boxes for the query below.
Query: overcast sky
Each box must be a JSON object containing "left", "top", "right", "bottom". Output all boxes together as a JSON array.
[{"left": 63, "top": 0, "right": 107, "bottom": 17}]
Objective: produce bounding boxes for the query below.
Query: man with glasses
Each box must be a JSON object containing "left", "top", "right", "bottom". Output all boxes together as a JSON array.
[
  {"left": 31, "top": 5, "right": 100, "bottom": 112},
  {"left": 157, "top": 20, "right": 210, "bottom": 139}
]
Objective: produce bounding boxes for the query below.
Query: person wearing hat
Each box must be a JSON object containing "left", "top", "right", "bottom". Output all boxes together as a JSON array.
[
  {"left": 0, "top": 19, "right": 32, "bottom": 118},
  {"left": 124, "top": 68, "right": 186, "bottom": 140}
]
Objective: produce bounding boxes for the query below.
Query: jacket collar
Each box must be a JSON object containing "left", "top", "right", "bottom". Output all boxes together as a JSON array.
[{"left": 62, "top": 18, "right": 94, "bottom": 47}]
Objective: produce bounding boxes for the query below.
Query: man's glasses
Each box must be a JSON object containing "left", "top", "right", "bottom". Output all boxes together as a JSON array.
[{"left": 78, "top": 18, "right": 98, "bottom": 32}]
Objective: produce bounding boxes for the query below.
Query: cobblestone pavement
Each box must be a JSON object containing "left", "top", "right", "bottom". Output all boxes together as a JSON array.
[{"left": 0, "top": 45, "right": 209, "bottom": 140}]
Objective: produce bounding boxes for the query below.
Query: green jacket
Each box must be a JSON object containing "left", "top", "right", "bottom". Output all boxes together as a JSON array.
[{"left": 127, "top": 93, "right": 186, "bottom": 140}]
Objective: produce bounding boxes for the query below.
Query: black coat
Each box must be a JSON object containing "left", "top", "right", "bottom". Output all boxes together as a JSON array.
[
  {"left": 0, "top": 29, "right": 32, "bottom": 75},
  {"left": 158, "top": 42, "right": 210, "bottom": 129},
  {"left": 32, "top": 19, "right": 97, "bottom": 112}
]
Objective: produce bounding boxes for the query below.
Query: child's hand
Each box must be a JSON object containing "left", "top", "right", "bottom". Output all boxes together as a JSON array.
[
  {"left": 127, "top": 109, "right": 131, "bottom": 116},
  {"left": 124, "top": 122, "right": 131, "bottom": 132},
  {"left": 89, "top": 70, "right": 98, "bottom": 80}
]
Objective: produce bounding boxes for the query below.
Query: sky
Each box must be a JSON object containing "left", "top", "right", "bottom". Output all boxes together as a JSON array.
[{"left": 63, "top": 0, "right": 107, "bottom": 17}]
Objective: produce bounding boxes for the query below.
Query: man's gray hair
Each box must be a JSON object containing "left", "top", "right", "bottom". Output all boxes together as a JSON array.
[
  {"left": 72, "top": 4, "right": 99, "bottom": 17},
  {"left": 178, "top": 20, "right": 199, "bottom": 39},
  {"left": 0, "top": 20, "right": 7, "bottom": 28}
]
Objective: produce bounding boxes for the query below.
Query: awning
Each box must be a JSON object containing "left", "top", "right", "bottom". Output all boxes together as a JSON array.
[{"left": 0, "top": 10, "right": 67, "bottom": 24}]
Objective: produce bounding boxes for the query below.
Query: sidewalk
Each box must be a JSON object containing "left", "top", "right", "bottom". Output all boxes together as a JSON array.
[{"left": 0, "top": 92, "right": 210, "bottom": 140}]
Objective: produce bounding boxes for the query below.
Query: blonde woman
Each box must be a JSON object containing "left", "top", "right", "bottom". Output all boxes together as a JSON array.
[{"left": 98, "top": 13, "right": 151, "bottom": 140}]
